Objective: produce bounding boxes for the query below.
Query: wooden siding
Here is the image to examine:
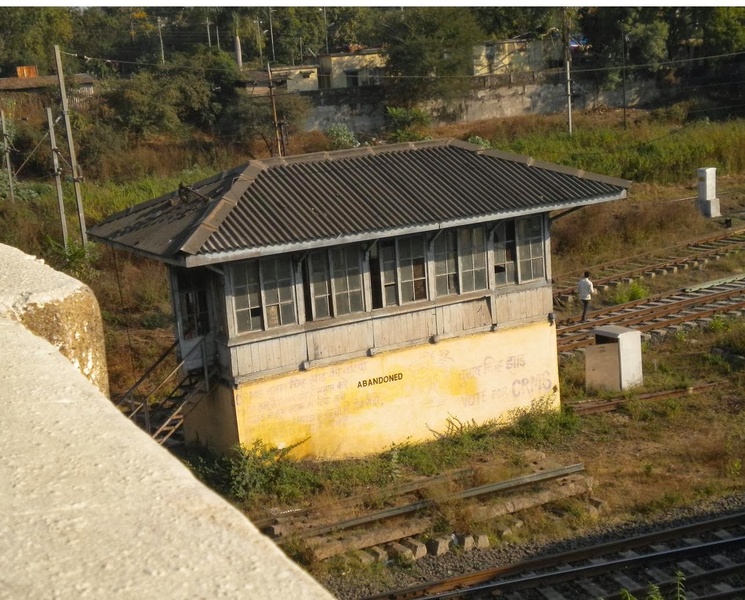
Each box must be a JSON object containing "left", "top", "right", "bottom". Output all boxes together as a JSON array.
[
  {"left": 435, "top": 297, "right": 492, "bottom": 335},
  {"left": 372, "top": 309, "right": 436, "bottom": 348},
  {"left": 231, "top": 332, "right": 308, "bottom": 378},
  {"left": 223, "top": 287, "right": 549, "bottom": 381},
  {"left": 494, "top": 286, "right": 552, "bottom": 325},
  {"left": 307, "top": 320, "right": 372, "bottom": 360}
]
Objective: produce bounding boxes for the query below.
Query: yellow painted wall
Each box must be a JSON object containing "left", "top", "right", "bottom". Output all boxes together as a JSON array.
[
  {"left": 231, "top": 321, "right": 559, "bottom": 459},
  {"left": 320, "top": 52, "right": 385, "bottom": 88}
]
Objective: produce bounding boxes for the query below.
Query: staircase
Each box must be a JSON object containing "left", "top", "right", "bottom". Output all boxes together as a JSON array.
[{"left": 115, "top": 338, "right": 218, "bottom": 446}]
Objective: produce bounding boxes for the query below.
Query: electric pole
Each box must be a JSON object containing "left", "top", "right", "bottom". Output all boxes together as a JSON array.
[
  {"left": 621, "top": 21, "right": 628, "bottom": 129},
  {"left": 46, "top": 107, "right": 68, "bottom": 250},
  {"left": 267, "top": 63, "right": 283, "bottom": 157},
  {"left": 563, "top": 8, "right": 573, "bottom": 136},
  {"left": 1, "top": 110, "right": 15, "bottom": 203},
  {"left": 157, "top": 18, "right": 165, "bottom": 64},
  {"left": 268, "top": 8, "right": 276, "bottom": 62},
  {"left": 54, "top": 45, "right": 87, "bottom": 246}
]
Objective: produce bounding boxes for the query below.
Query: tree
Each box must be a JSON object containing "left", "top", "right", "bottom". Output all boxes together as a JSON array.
[
  {"left": 578, "top": 7, "right": 670, "bottom": 85},
  {"left": 470, "top": 7, "right": 557, "bottom": 40},
  {"left": 0, "top": 7, "right": 73, "bottom": 76},
  {"left": 218, "top": 92, "right": 310, "bottom": 157},
  {"left": 699, "top": 7, "right": 745, "bottom": 56},
  {"left": 375, "top": 7, "right": 485, "bottom": 106}
]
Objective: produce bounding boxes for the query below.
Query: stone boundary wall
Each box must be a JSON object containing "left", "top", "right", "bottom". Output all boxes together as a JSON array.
[
  {"left": 302, "top": 76, "right": 661, "bottom": 134},
  {"left": 0, "top": 243, "right": 333, "bottom": 600}
]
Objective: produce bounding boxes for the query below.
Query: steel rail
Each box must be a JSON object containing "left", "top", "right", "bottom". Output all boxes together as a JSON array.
[
  {"left": 467, "top": 536, "right": 745, "bottom": 597},
  {"left": 360, "top": 511, "right": 745, "bottom": 600},
  {"left": 557, "top": 279, "right": 745, "bottom": 352},
  {"left": 289, "top": 464, "right": 584, "bottom": 540},
  {"left": 567, "top": 381, "right": 723, "bottom": 415},
  {"left": 603, "top": 563, "right": 745, "bottom": 600},
  {"left": 552, "top": 227, "right": 745, "bottom": 298},
  {"left": 251, "top": 467, "right": 475, "bottom": 530}
]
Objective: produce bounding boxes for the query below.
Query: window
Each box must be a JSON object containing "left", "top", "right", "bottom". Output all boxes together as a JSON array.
[
  {"left": 516, "top": 216, "right": 545, "bottom": 282},
  {"left": 345, "top": 69, "right": 359, "bottom": 87},
  {"left": 494, "top": 220, "right": 516, "bottom": 286},
  {"left": 494, "top": 217, "right": 545, "bottom": 285},
  {"left": 378, "top": 236, "right": 428, "bottom": 306},
  {"left": 458, "top": 225, "right": 488, "bottom": 292},
  {"left": 434, "top": 230, "right": 458, "bottom": 297},
  {"left": 330, "top": 246, "right": 364, "bottom": 315},
  {"left": 232, "top": 257, "right": 296, "bottom": 333},
  {"left": 305, "top": 246, "right": 364, "bottom": 320},
  {"left": 306, "top": 252, "right": 331, "bottom": 320},
  {"left": 434, "top": 227, "right": 488, "bottom": 297}
]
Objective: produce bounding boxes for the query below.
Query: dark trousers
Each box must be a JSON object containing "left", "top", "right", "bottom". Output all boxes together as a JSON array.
[{"left": 581, "top": 299, "right": 590, "bottom": 322}]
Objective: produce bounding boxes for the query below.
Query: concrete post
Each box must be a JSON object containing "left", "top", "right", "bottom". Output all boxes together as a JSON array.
[{"left": 697, "top": 167, "right": 721, "bottom": 218}]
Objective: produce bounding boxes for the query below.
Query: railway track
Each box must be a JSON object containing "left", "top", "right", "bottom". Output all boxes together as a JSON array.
[
  {"left": 552, "top": 226, "right": 745, "bottom": 304},
  {"left": 363, "top": 510, "right": 745, "bottom": 600},
  {"left": 556, "top": 275, "right": 745, "bottom": 354}
]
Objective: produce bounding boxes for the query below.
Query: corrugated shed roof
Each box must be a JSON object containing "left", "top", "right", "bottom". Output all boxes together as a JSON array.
[
  {"left": 0, "top": 73, "right": 95, "bottom": 91},
  {"left": 88, "top": 139, "right": 631, "bottom": 267}
]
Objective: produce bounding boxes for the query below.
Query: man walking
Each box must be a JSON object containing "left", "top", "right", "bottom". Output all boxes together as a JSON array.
[{"left": 578, "top": 271, "right": 594, "bottom": 322}]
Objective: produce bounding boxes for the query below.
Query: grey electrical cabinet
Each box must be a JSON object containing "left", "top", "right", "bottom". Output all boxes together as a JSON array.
[{"left": 585, "top": 325, "right": 643, "bottom": 392}]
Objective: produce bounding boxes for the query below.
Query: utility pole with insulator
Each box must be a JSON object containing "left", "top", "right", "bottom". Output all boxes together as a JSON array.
[
  {"left": 1, "top": 110, "right": 15, "bottom": 203},
  {"left": 54, "top": 45, "right": 87, "bottom": 246},
  {"left": 46, "top": 107, "right": 68, "bottom": 250}
]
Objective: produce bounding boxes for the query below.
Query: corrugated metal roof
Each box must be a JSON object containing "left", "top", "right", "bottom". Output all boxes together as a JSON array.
[
  {"left": 0, "top": 73, "right": 95, "bottom": 91},
  {"left": 88, "top": 139, "right": 631, "bottom": 267}
]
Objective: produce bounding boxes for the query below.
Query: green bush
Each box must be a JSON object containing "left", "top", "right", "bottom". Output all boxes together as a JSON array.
[
  {"left": 182, "top": 439, "right": 321, "bottom": 506},
  {"left": 505, "top": 394, "right": 580, "bottom": 445},
  {"left": 326, "top": 124, "right": 360, "bottom": 150}
]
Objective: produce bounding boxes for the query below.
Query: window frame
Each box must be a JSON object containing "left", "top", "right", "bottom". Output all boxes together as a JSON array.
[
  {"left": 305, "top": 245, "right": 365, "bottom": 321},
  {"left": 515, "top": 215, "right": 546, "bottom": 283},
  {"left": 378, "top": 235, "right": 429, "bottom": 307},
  {"left": 230, "top": 256, "right": 298, "bottom": 334}
]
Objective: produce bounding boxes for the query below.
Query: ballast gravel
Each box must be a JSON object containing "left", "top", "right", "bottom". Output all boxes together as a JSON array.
[{"left": 317, "top": 493, "right": 745, "bottom": 600}]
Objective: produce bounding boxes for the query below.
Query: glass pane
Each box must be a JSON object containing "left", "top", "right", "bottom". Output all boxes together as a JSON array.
[
  {"left": 398, "top": 239, "right": 412, "bottom": 260},
  {"left": 384, "top": 285, "right": 397, "bottom": 306},
  {"left": 402, "top": 282, "right": 414, "bottom": 303},
  {"left": 435, "top": 255, "right": 447, "bottom": 275},
  {"left": 349, "top": 291, "right": 363, "bottom": 312},
  {"left": 474, "top": 250, "right": 486, "bottom": 269},
  {"left": 446, "top": 255, "right": 456, "bottom": 272},
  {"left": 400, "top": 263, "right": 413, "bottom": 282},
  {"left": 335, "top": 273, "right": 349, "bottom": 292},
  {"left": 473, "top": 226, "right": 485, "bottom": 246},
  {"left": 436, "top": 276, "right": 448, "bottom": 296},
  {"left": 349, "top": 272, "right": 362, "bottom": 292},
  {"left": 248, "top": 285, "right": 260, "bottom": 307},
  {"left": 278, "top": 281, "right": 293, "bottom": 302},
  {"left": 475, "top": 269, "right": 487, "bottom": 290},
  {"left": 462, "top": 271, "right": 474, "bottom": 292},
  {"left": 265, "top": 286, "right": 279, "bottom": 304},
  {"left": 236, "top": 310, "right": 251, "bottom": 332},
  {"left": 315, "top": 297, "right": 329, "bottom": 319},
  {"left": 233, "top": 265, "right": 247, "bottom": 287},
  {"left": 280, "top": 303, "right": 296, "bottom": 325},
  {"left": 235, "top": 292, "right": 249, "bottom": 310},
  {"left": 336, "top": 294, "right": 350, "bottom": 315}
]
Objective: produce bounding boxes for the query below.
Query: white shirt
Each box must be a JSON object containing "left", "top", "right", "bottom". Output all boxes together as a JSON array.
[{"left": 578, "top": 277, "right": 594, "bottom": 301}]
